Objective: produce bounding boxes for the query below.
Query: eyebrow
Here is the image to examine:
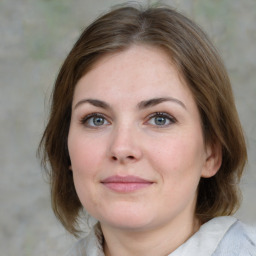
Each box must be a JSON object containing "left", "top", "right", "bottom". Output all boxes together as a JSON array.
[
  {"left": 137, "top": 97, "right": 186, "bottom": 110},
  {"left": 74, "top": 97, "right": 186, "bottom": 110},
  {"left": 74, "top": 99, "right": 111, "bottom": 110}
]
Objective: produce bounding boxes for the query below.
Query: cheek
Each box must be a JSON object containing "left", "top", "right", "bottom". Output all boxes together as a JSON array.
[
  {"left": 68, "top": 133, "right": 105, "bottom": 172},
  {"left": 68, "top": 134, "right": 104, "bottom": 209},
  {"left": 147, "top": 132, "right": 206, "bottom": 180}
]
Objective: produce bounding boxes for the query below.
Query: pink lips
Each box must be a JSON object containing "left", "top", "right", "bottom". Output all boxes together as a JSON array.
[{"left": 101, "top": 175, "right": 153, "bottom": 193}]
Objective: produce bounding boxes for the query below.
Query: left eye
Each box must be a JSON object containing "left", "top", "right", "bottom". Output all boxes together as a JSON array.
[
  {"left": 147, "top": 113, "right": 175, "bottom": 126},
  {"left": 90, "top": 116, "right": 106, "bottom": 126},
  {"left": 81, "top": 114, "right": 110, "bottom": 127}
]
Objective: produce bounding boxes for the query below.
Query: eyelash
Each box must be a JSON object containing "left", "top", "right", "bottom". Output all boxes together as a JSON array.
[
  {"left": 80, "top": 113, "right": 110, "bottom": 127},
  {"left": 80, "top": 112, "right": 176, "bottom": 128},
  {"left": 146, "top": 112, "right": 176, "bottom": 127}
]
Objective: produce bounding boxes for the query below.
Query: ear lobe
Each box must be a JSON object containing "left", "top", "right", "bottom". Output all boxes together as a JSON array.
[
  {"left": 201, "top": 142, "right": 222, "bottom": 178},
  {"left": 69, "top": 165, "right": 73, "bottom": 171}
]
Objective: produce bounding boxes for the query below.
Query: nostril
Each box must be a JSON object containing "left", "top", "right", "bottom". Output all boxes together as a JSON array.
[
  {"left": 111, "top": 155, "right": 135, "bottom": 161},
  {"left": 112, "top": 156, "right": 118, "bottom": 161}
]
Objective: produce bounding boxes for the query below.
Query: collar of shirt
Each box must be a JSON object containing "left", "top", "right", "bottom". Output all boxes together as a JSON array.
[{"left": 66, "top": 216, "right": 237, "bottom": 256}]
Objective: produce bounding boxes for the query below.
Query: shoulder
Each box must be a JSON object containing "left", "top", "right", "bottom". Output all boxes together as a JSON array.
[
  {"left": 170, "top": 216, "right": 256, "bottom": 256},
  {"left": 212, "top": 219, "right": 256, "bottom": 256}
]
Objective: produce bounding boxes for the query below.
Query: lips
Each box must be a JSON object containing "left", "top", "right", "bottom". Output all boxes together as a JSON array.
[{"left": 101, "top": 175, "right": 153, "bottom": 193}]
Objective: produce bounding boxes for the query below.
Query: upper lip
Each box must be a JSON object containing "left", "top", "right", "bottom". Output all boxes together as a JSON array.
[{"left": 101, "top": 175, "right": 153, "bottom": 183}]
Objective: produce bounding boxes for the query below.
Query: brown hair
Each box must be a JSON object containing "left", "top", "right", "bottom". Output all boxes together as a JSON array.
[{"left": 39, "top": 4, "right": 247, "bottom": 236}]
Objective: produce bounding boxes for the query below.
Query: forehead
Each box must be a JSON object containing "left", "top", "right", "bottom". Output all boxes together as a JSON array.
[{"left": 73, "top": 45, "right": 193, "bottom": 106}]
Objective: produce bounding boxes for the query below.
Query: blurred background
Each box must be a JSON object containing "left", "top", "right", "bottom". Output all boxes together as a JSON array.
[{"left": 0, "top": 0, "right": 255, "bottom": 255}]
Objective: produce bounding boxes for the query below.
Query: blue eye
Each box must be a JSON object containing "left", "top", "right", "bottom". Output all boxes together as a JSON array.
[
  {"left": 147, "top": 112, "right": 175, "bottom": 127},
  {"left": 81, "top": 114, "right": 110, "bottom": 127}
]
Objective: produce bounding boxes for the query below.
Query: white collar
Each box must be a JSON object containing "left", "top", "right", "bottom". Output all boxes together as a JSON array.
[
  {"left": 169, "top": 216, "right": 237, "bottom": 256},
  {"left": 68, "top": 216, "right": 237, "bottom": 256}
]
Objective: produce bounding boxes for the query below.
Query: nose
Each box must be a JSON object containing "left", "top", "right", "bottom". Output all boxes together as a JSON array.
[{"left": 108, "top": 125, "right": 142, "bottom": 164}]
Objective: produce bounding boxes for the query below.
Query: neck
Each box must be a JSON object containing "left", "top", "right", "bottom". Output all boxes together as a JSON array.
[{"left": 101, "top": 215, "right": 201, "bottom": 256}]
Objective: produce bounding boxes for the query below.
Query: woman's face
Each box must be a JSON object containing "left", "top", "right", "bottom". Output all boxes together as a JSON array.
[{"left": 68, "top": 45, "right": 218, "bottom": 232}]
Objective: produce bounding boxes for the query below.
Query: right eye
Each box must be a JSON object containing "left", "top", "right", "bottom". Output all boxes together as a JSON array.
[{"left": 80, "top": 113, "right": 110, "bottom": 128}]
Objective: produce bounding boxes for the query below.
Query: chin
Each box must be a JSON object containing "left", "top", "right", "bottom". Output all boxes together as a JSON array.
[
  {"left": 103, "top": 218, "right": 153, "bottom": 231},
  {"left": 98, "top": 206, "right": 155, "bottom": 231}
]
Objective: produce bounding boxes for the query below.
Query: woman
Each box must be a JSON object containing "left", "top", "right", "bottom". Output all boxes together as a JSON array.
[{"left": 39, "top": 4, "right": 256, "bottom": 256}]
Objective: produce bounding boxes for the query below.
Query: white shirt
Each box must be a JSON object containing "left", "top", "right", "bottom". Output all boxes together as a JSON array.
[{"left": 65, "top": 216, "right": 256, "bottom": 256}]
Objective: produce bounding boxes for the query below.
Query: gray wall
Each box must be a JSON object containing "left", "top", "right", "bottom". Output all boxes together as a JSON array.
[{"left": 1, "top": 0, "right": 255, "bottom": 255}]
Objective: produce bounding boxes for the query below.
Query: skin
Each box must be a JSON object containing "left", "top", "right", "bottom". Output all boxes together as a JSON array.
[{"left": 68, "top": 45, "right": 221, "bottom": 256}]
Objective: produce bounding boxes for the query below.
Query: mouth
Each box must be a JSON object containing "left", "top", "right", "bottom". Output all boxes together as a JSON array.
[{"left": 101, "top": 175, "right": 154, "bottom": 193}]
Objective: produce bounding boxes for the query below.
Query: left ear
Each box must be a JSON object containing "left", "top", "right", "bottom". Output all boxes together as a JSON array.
[{"left": 201, "top": 141, "right": 222, "bottom": 178}]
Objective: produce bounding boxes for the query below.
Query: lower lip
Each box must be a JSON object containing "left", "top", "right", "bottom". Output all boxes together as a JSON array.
[{"left": 102, "top": 182, "right": 152, "bottom": 193}]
